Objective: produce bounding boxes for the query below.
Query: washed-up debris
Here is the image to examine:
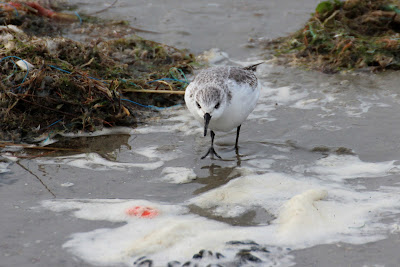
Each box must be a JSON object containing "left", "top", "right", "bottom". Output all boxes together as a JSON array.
[
  {"left": 0, "top": 1, "right": 79, "bottom": 21},
  {"left": 15, "top": 59, "right": 34, "bottom": 71},
  {"left": 0, "top": 1, "right": 195, "bottom": 143},
  {"left": 125, "top": 206, "right": 159, "bottom": 218},
  {"left": 263, "top": 0, "right": 400, "bottom": 73}
]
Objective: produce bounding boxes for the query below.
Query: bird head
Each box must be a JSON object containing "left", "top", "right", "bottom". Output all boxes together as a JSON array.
[{"left": 194, "top": 87, "right": 227, "bottom": 136}]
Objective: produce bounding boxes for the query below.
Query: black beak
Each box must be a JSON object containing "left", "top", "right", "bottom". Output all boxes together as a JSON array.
[{"left": 204, "top": 113, "right": 211, "bottom": 137}]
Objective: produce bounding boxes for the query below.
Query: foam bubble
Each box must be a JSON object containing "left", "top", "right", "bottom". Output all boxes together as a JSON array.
[{"left": 161, "top": 167, "right": 196, "bottom": 184}]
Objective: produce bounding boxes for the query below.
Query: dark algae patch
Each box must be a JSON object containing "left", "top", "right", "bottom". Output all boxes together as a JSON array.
[
  {"left": 0, "top": 2, "right": 195, "bottom": 143},
  {"left": 264, "top": 0, "right": 400, "bottom": 73}
]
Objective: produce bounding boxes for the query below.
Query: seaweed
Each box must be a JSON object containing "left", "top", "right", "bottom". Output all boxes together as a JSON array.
[
  {"left": 0, "top": 1, "right": 195, "bottom": 142},
  {"left": 263, "top": 0, "right": 400, "bottom": 73}
]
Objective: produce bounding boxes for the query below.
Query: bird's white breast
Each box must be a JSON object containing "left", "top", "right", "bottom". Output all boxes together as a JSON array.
[{"left": 208, "top": 81, "right": 259, "bottom": 132}]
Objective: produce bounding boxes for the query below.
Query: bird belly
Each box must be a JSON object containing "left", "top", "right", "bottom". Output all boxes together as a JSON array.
[{"left": 209, "top": 85, "right": 259, "bottom": 132}]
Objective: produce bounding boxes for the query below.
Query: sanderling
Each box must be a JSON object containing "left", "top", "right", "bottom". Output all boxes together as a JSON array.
[{"left": 185, "top": 63, "right": 262, "bottom": 159}]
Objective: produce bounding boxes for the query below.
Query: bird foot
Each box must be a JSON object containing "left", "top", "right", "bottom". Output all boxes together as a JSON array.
[{"left": 201, "top": 146, "right": 222, "bottom": 159}]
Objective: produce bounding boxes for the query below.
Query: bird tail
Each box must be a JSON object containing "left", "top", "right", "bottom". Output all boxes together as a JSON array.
[{"left": 243, "top": 62, "right": 264, "bottom": 72}]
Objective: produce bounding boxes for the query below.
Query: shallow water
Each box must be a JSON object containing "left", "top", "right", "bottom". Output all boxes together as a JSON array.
[
  {"left": 68, "top": 0, "right": 320, "bottom": 55},
  {"left": 2, "top": 0, "right": 400, "bottom": 266}
]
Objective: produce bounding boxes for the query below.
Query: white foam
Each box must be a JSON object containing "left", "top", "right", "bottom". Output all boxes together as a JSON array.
[
  {"left": 263, "top": 86, "right": 309, "bottom": 104},
  {"left": 291, "top": 93, "right": 336, "bottom": 111},
  {"left": 42, "top": 199, "right": 186, "bottom": 222},
  {"left": 274, "top": 188, "right": 391, "bottom": 246},
  {"left": 295, "top": 154, "right": 398, "bottom": 181},
  {"left": 291, "top": 98, "right": 322, "bottom": 110},
  {"left": 249, "top": 102, "right": 276, "bottom": 121},
  {"left": 345, "top": 97, "right": 390, "bottom": 118},
  {"left": 249, "top": 82, "right": 337, "bottom": 122},
  {"left": 276, "top": 189, "right": 329, "bottom": 243},
  {"left": 0, "top": 161, "right": 11, "bottom": 174},
  {"left": 190, "top": 173, "right": 325, "bottom": 218},
  {"left": 314, "top": 120, "right": 342, "bottom": 131},
  {"left": 42, "top": 166, "right": 400, "bottom": 266},
  {"left": 60, "top": 182, "right": 74, "bottom": 187},
  {"left": 134, "top": 146, "right": 180, "bottom": 162},
  {"left": 40, "top": 149, "right": 400, "bottom": 266},
  {"left": 247, "top": 84, "right": 297, "bottom": 121},
  {"left": 246, "top": 158, "right": 274, "bottom": 169},
  {"left": 133, "top": 109, "right": 201, "bottom": 136},
  {"left": 41, "top": 199, "right": 293, "bottom": 266},
  {"left": 37, "top": 153, "right": 163, "bottom": 171},
  {"left": 161, "top": 167, "right": 196, "bottom": 184}
]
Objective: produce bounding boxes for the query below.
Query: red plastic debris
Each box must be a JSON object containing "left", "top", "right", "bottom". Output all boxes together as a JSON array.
[
  {"left": 0, "top": 2, "right": 78, "bottom": 21},
  {"left": 125, "top": 206, "right": 159, "bottom": 218},
  {"left": 25, "top": 2, "right": 55, "bottom": 18}
]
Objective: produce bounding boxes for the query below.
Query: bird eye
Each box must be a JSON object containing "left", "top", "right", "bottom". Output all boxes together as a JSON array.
[
  {"left": 215, "top": 102, "right": 220, "bottom": 109},
  {"left": 196, "top": 102, "right": 201, "bottom": 109}
]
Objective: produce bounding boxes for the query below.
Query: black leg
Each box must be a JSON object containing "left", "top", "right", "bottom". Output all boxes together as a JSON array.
[
  {"left": 201, "top": 130, "right": 221, "bottom": 159},
  {"left": 235, "top": 125, "right": 241, "bottom": 149},
  {"left": 211, "top": 130, "right": 216, "bottom": 146}
]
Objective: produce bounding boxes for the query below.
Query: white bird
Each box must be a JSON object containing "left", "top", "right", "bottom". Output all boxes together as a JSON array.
[{"left": 184, "top": 63, "right": 261, "bottom": 159}]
